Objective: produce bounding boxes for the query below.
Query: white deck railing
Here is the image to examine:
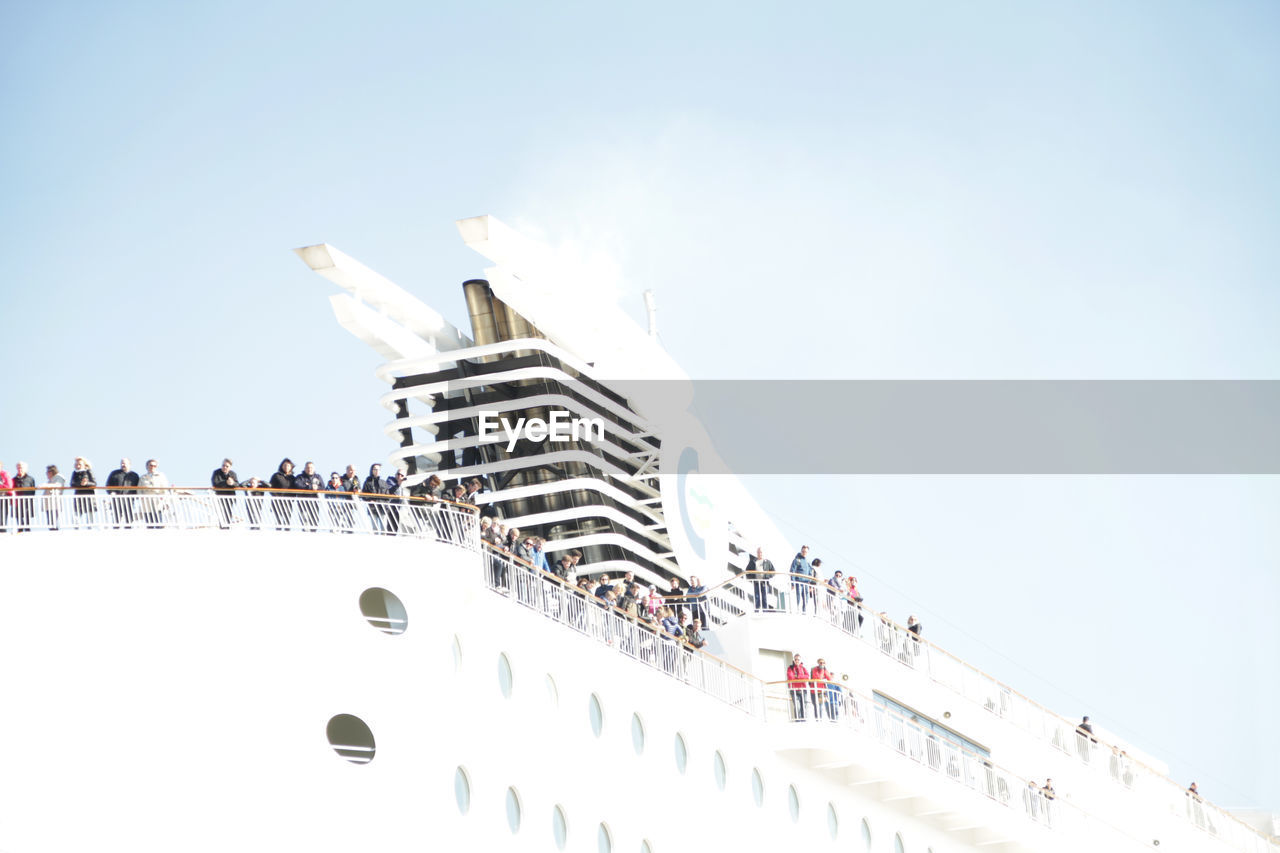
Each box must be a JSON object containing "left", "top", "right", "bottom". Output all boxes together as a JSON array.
[
  {"left": 482, "top": 547, "right": 766, "bottom": 717},
  {"left": 0, "top": 490, "right": 479, "bottom": 550},
  {"left": 684, "top": 573, "right": 1278, "bottom": 853}
]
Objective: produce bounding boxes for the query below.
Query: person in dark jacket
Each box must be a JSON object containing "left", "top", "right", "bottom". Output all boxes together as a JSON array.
[
  {"left": 293, "top": 461, "right": 324, "bottom": 529},
  {"left": 242, "top": 476, "right": 267, "bottom": 530},
  {"left": 745, "top": 547, "right": 775, "bottom": 611},
  {"left": 687, "top": 575, "right": 710, "bottom": 627},
  {"left": 211, "top": 458, "right": 239, "bottom": 527},
  {"left": 105, "top": 458, "right": 140, "bottom": 528},
  {"left": 325, "top": 471, "right": 355, "bottom": 531},
  {"left": 340, "top": 464, "right": 361, "bottom": 494},
  {"left": 11, "top": 462, "right": 36, "bottom": 532},
  {"left": 382, "top": 468, "right": 406, "bottom": 534},
  {"left": 70, "top": 456, "right": 97, "bottom": 526},
  {"left": 269, "top": 458, "right": 296, "bottom": 530},
  {"left": 361, "top": 463, "right": 390, "bottom": 532}
]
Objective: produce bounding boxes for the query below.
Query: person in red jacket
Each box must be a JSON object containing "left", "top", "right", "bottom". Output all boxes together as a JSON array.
[
  {"left": 0, "top": 461, "right": 12, "bottom": 532},
  {"left": 786, "top": 654, "right": 812, "bottom": 721},
  {"left": 810, "top": 657, "right": 834, "bottom": 720}
]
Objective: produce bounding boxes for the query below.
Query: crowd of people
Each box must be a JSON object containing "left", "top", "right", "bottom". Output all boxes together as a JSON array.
[{"left": 0, "top": 456, "right": 489, "bottom": 533}]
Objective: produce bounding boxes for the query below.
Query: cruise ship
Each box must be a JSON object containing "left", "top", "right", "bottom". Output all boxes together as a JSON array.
[{"left": 0, "top": 216, "right": 1274, "bottom": 853}]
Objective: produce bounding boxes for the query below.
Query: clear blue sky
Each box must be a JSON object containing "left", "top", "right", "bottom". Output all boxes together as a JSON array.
[{"left": 2, "top": 0, "right": 1277, "bottom": 813}]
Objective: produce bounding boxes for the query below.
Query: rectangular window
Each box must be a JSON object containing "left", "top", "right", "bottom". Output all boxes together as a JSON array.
[{"left": 873, "top": 692, "right": 990, "bottom": 758}]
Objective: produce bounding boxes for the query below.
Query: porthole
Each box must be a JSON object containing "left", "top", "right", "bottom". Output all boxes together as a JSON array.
[
  {"left": 641, "top": 841, "right": 654, "bottom": 853},
  {"left": 452, "top": 635, "right": 463, "bottom": 673},
  {"left": 861, "top": 818, "right": 873, "bottom": 851},
  {"left": 788, "top": 784, "right": 800, "bottom": 822},
  {"left": 895, "top": 832, "right": 906, "bottom": 853},
  {"left": 751, "top": 768, "right": 764, "bottom": 806},
  {"left": 506, "top": 787, "right": 522, "bottom": 834},
  {"left": 326, "top": 714, "right": 374, "bottom": 764},
  {"left": 597, "top": 822, "right": 613, "bottom": 853},
  {"left": 359, "top": 587, "right": 406, "bottom": 634},
  {"left": 674, "top": 733, "right": 688, "bottom": 774},
  {"left": 546, "top": 674, "right": 559, "bottom": 707},
  {"left": 827, "top": 802, "right": 839, "bottom": 839},
  {"left": 454, "top": 767, "right": 471, "bottom": 814},
  {"left": 498, "top": 653, "right": 513, "bottom": 698},
  {"left": 589, "top": 693, "right": 604, "bottom": 737},
  {"left": 631, "top": 713, "right": 646, "bottom": 755},
  {"left": 713, "top": 750, "right": 727, "bottom": 791},
  {"left": 552, "top": 805, "right": 568, "bottom": 850}
]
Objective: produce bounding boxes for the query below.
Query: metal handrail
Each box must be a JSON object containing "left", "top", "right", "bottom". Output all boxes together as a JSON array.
[
  {"left": 479, "top": 542, "right": 766, "bottom": 717},
  {"left": 0, "top": 489, "right": 479, "bottom": 549}
]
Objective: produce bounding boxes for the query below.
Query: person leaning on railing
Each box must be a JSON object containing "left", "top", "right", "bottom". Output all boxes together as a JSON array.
[
  {"left": 0, "top": 460, "right": 12, "bottom": 531},
  {"left": 269, "top": 458, "right": 296, "bottom": 529},
  {"left": 70, "top": 457, "right": 96, "bottom": 524},
  {"left": 10, "top": 462, "right": 36, "bottom": 533},
  {"left": 242, "top": 476, "right": 267, "bottom": 529},
  {"left": 41, "top": 464, "right": 66, "bottom": 530},
  {"left": 211, "top": 458, "right": 239, "bottom": 528}
]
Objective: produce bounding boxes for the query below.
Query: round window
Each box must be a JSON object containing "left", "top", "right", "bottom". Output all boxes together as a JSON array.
[
  {"left": 505, "top": 787, "right": 522, "bottom": 834},
  {"left": 358, "top": 587, "right": 407, "bottom": 634},
  {"left": 713, "top": 751, "right": 727, "bottom": 791},
  {"left": 498, "top": 653, "right": 513, "bottom": 698},
  {"left": 589, "top": 694, "right": 604, "bottom": 738},
  {"left": 326, "top": 714, "right": 374, "bottom": 764},
  {"left": 674, "top": 733, "right": 688, "bottom": 774},
  {"left": 751, "top": 768, "right": 764, "bottom": 806},
  {"left": 552, "top": 805, "right": 568, "bottom": 849},
  {"left": 454, "top": 767, "right": 470, "bottom": 814}
]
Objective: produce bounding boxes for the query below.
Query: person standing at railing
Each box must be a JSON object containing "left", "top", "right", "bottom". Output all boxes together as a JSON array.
[
  {"left": 1075, "top": 715, "right": 1097, "bottom": 763},
  {"left": 684, "top": 619, "right": 707, "bottom": 650},
  {"left": 745, "top": 547, "right": 774, "bottom": 612},
  {"left": 383, "top": 468, "right": 407, "bottom": 534},
  {"left": 11, "top": 462, "right": 35, "bottom": 533},
  {"left": 138, "top": 459, "right": 170, "bottom": 528},
  {"left": 270, "top": 458, "right": 296, "bottom": 530},
  {"left": 294, "top": 462, "right": 325, "bottom": 529},
  {"left": 811, "top": 657, "right": 834, "bottom": 721},
  {"left": 1025, "top": 780, "right": 1042, "bottom": 819},
  {"left": 106, "top": 458, "right": 139, "bottom": 528},
  {"left": 0, "top": 461, "right": 12, "bottom": 532},
  {"left": 211, "top": 458, "right": 239, "bottom": 528},
  {"left": 70, "top": 457, "right": 96, "bottom": 526},
  {"left": 325, "top": 472, "right": 355, "bottom": 531},
  {"left": 824, "top": 569, "right": 845, "bottom": 618},
  {"left": 341, "top": 464, "right": 361, "bottom": 495},
  {"left": 530, "top": 537, "right": 550, "bottom": 574},
  {"left": 242, "top": 476, "right": 267, "bottom": 529},
  {"left": 40, "top": 464, "right": 65, "bottom": 530},
  {"left": 906, "top": 615, "right": 923, "bottom": 657},
  {"left": 844, "top": 576, "right": 866, "bottom": 634},
  {"left": 667, "top": 576, "right": 685, "bottom": 620},
  {"left": 644, "top": 585, "right": 663, "bottom": 618},
  {"left": 786, "top": 654, "right": 812, "bottom": 721},
  {"left": 790, "top": 546, "right": 815, "bottom": 614},
  {"left": 687, "top": 575, "right": 709, "bottom": 627}
]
